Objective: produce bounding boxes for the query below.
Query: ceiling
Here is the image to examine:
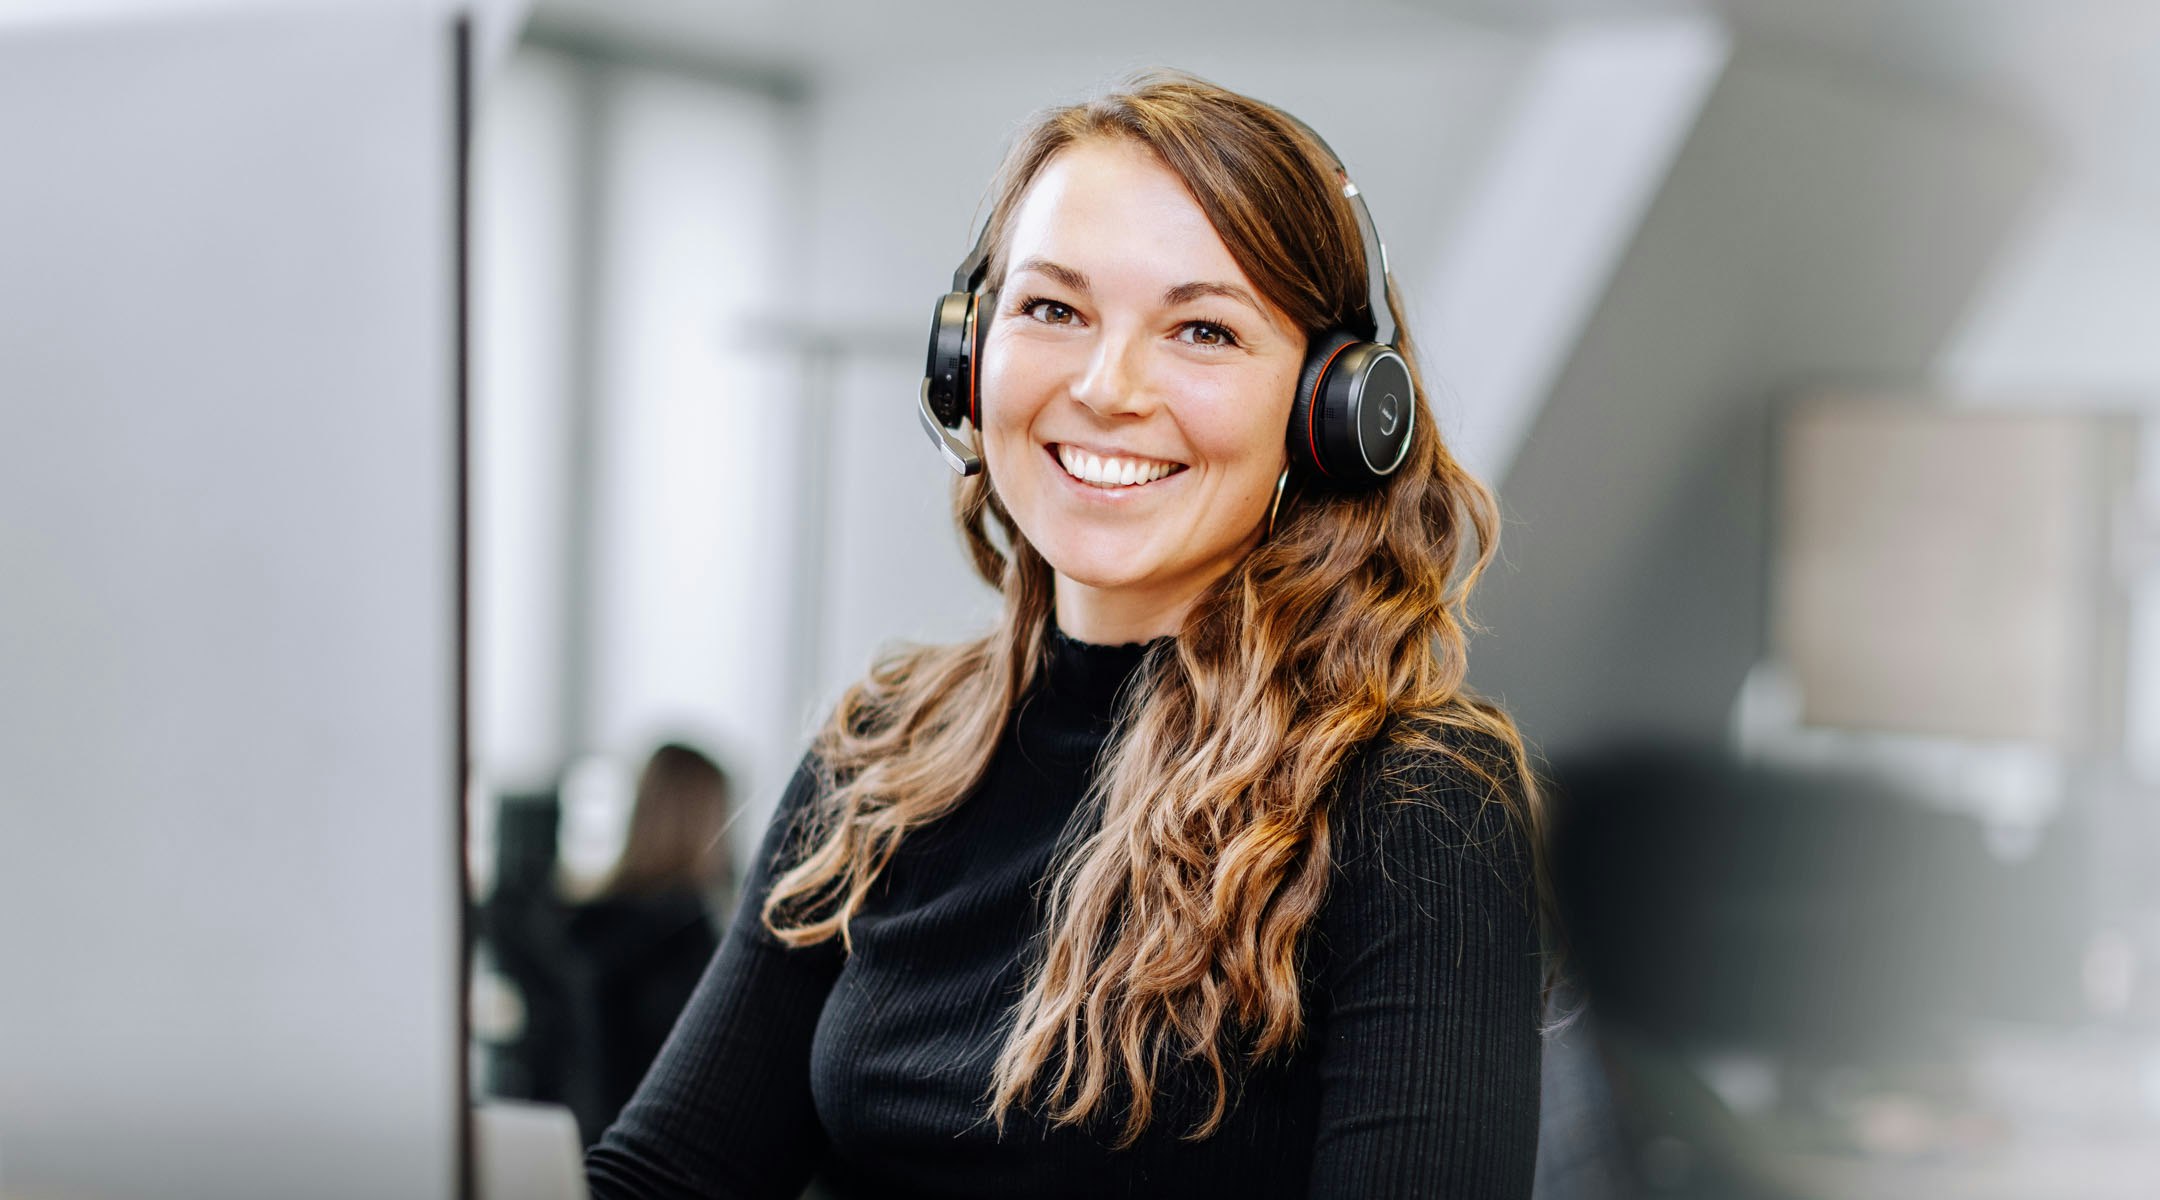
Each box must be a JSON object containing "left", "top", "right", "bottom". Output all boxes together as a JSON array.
[{"left": 528, "top": 0, "right": 2160, "bottom": 196}]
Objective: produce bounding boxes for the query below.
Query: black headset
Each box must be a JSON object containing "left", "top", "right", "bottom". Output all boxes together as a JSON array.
[{"left": 918, "top": 117, "right": 1413, "bottom": 487}]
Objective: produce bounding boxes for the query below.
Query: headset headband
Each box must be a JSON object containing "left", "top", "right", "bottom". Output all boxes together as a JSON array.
[{"left": 1277, "top": 113, "right": 1397, "bottom": 346}]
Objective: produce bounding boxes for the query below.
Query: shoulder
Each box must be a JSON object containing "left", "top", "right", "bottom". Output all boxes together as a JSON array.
[
  {"left": 835, "top": 639, "right": 993, "bottom": 731},
  {"left": 740, "top": 748, "right": 835, "bottom": 890},
  {"left": 771, "top": 747, "right": 832, "bottom": 820},
  {"left": 1309, "top": 708, "right": 1547, "bottom": 1006},
  {"left": 1326, "top": 710, "right": 1537, "bottom": 907}
]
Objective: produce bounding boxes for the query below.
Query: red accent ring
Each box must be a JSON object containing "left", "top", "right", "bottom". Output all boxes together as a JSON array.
[{"left": 1304, "top": 340, "right": 1355, "bottom": 479}]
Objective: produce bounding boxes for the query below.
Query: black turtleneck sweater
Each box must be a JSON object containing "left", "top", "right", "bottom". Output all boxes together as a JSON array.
[{"left": 586, "top": 632, "right": 1542, "bottom": 1198}]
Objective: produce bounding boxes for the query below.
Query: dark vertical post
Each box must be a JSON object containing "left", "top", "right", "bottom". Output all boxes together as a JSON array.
[{"left": 453, "top": 11, "right": 475, "bottom": 1200}]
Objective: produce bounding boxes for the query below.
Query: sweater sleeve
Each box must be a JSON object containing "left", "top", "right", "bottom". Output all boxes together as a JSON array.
[
  {"left": 1306, "top": 731, "right": 1545, "bottom": 1199},
  {"left": 586, "top": 754, "right": 845, "bottom": 1200}
]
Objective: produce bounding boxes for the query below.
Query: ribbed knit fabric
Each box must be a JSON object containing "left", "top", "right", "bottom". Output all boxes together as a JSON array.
[{"left": 586, "top": 631, "right": 1542, "bottom": 1199}]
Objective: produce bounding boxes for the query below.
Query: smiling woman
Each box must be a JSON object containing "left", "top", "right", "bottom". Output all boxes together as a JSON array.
[{"left": 588, "top": 70, "right": 1551, "bottom": 1200}]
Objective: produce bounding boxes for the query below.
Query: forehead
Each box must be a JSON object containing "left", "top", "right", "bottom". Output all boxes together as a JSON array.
[{"left": 1001, "top": 138, "right": 1251, "bottom": 290}]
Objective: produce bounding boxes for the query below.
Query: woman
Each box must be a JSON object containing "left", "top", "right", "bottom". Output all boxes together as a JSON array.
[
  {"left": 588, "top": 71, "right": 1549, "bottom": 1199},
  {"left": 556, "top": 743, "right": 736, "bottom": 1147}
]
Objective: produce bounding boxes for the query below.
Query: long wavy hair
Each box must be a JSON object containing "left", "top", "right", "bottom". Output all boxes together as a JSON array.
[{"left": 763, "top": 71, "right": 1547, "bottom": 1147}]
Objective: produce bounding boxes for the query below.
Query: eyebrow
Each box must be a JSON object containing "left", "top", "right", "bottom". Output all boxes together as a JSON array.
[
  {"left": 1011, "top": 257, "right": 1092, "bottom": 294},
  {"left": 1162, "top": 279, "right": 1262, "bottom": 313},
  {"left": 1011, "top": 257, "right": 1264, "bottom": 315}
]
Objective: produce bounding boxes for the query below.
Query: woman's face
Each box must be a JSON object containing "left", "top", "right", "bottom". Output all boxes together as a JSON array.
[{"left": 978, "top": 138, "right": 1307, "bottom": 642}]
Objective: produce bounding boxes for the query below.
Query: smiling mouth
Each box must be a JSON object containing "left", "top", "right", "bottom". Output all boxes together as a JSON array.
[{"left": 1052, "top": 444, "right": 1189, "bottom": 489}]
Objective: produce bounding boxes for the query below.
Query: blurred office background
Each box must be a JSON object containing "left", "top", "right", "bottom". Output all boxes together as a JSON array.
[{"left": 456, "top": 0, "right": 2160, "bottom": 1196}]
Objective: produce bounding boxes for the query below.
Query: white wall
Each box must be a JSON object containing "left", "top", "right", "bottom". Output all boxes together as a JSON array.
[
  {"left": 473, "top": 44, "right": 580, "bottom": 791},
  {"left": 1471, "top": 43, "right": 2050, "bottom": 757},
  {"left": 1945, "top": 183, "right": 2160, "bottom": 396},
  {"left": 471, "top": 43, "right": 797, "bottom": 855},
  {"left": 582, "top": 67, "right": 792, "bottom": 797},
  {"left": 1939, "top": 169, "right": 2160, "bottom": 786}
]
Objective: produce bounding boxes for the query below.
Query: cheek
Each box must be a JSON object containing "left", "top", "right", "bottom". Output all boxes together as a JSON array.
[
  {"left": 976, "top": 337, "right": 1072, "bottom": 512},
  {"left": 978, "top": 331, "right": 1047, "bottom": 440},
  {"left": 974, "top": 354, "right": 1032, "bottom": 487},
  {"left": 1181, "top": 372, "right": 1296, "bottom": 476}
]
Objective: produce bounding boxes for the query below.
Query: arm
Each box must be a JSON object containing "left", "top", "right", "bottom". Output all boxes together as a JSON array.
[
  {"left": 586, "top": 756, "right": 845, "bottom": 1200},
  {"left": 1307, "top": 733, "right": 1545, "bottom": 1199}
]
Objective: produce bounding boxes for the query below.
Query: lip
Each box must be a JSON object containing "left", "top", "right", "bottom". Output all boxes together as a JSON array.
[{"left": 1042, "top": 442, "right": 1189, "bottom": 496}]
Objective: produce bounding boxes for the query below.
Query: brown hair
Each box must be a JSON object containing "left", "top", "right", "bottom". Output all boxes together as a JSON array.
[
  {"left": 599, "top": 742, "right": 732, "bottom": 899},
  {"left": 763, "top": 70, "right": 1547, "bottom": 1146}
]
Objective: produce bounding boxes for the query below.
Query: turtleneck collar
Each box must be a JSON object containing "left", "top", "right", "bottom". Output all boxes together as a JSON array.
[{"left": 1014, "top": 624, "right": 1171, "bottom": 767}]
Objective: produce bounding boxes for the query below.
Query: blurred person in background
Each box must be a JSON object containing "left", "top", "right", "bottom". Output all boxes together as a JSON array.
[
  {"left": 557, "top": 742, "right": 735, "bottom": 1146},
  {"left": 571, "top": 741, "right": 739, "bottom": 915},
  {"left": 481, "top": 742, "right": 735, "bottom": 1148},
  {"left": 588, "top": 71, "right": 1552, "bottom": 1199}
]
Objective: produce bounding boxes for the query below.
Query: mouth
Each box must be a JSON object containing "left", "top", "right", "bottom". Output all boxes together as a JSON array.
[{"left": 1050, "top": 443, "right": 1189, "bottom": 490}]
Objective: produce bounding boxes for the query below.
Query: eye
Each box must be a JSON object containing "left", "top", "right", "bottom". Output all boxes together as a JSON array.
[
  {"left": 1177, "top": 320, "right": 1240, "bottom": 349},
  {"left": 1017, "top": 296, "right": 1079, "bottom": 326}
]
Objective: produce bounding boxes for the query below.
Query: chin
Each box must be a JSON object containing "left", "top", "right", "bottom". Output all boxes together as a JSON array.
[{"left": 1034, "top": 534, "right": 1158, "bottom": 594}]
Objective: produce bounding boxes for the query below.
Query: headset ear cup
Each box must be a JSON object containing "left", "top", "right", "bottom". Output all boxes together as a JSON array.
[
  {"left": 1290, "top": 330, "right": 1363, "bottom": 479},
  {"left": 924, "top": 291, "right": 974, "bottom": 428},
  {"left": 1333, "top": 343, "right": 1414, "bottom": 482},
  {"left": 1290, "top": 332, "right": 1416, "bottom": 486}
]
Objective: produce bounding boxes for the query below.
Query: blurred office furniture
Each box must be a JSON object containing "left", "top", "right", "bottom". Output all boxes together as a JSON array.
[
  {"left": 1549, "top": 750, "right": 2026, "bottom": 1051},
  {"left": 479, "top": 787, "right": 576, "bottom": 1103},
  {"left": 474, "top": 1099, "right": 590, "bottom": 1200},
  {"left": 1544, "top": 748, "right": 2040, "bottom": 1199},
  {"left": 1532, "top": 397, "right": 2147, "bottom": 1196},
  {"left": 0, "top": 7, "right": 476, "bottom": 1198},
  {"left": 1533, "top": 987, "right": 1638, "bottom": 1200},
  {"left": 1762, "top": 395, "right": 2147, "bottom": 1026}
]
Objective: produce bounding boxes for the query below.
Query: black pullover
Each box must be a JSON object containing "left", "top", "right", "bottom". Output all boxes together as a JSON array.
[{"left": 587, "top": 630, "right": 1542, "bottom": 1198}]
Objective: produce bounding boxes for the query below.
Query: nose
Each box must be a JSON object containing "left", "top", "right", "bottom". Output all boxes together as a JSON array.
[{"left": 1067, "top": 328, "right": 1153, "bottom": 419}]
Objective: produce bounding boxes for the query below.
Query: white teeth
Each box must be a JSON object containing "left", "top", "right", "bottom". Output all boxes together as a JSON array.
[{"left": 1055, "top": 444, "right": 1182, "bottom": 489}]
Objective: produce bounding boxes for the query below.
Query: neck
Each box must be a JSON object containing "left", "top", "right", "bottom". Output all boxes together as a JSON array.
[
  {"left": 1053, "top": 576, "right": 1198, "bottom": 645},
  {"left": 1051, "top": 527, "right": 1264, "bottom": 645}
]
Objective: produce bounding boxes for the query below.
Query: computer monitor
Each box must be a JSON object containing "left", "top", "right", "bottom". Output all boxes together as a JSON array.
[{"left": 0, "top": 5, "right": 471, "bottom": 1197}]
